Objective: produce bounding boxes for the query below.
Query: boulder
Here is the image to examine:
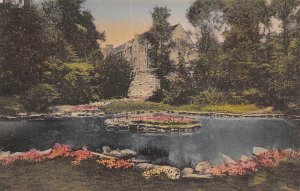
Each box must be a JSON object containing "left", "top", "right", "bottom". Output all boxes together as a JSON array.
[
  {"left": 120, "top": 149, "right": 137, "bottom": 157},
  {"left": 0, "top": 151, "right": 11, "bottom": 158},
  {"left": 102, "top": 146, "right": 111, "bottom": 154},
  {"left": 9, "top": 152, "right": 23, "bottom": 158},
  {"left": 239, "top": 155, "right": 251, "bottom": 162},
  {"left": 221, "top": 154, "right": 236, "bottom": 165},
  {"left": 283, "top": 148, "right": 295, "bottom": 153},
  {"left": 181, "top": 167, "right": 194, "bottom": 176},
  {"left": 109, "top": 149, "right": 137, "bottom": 158},
  {"left": 253, "top": 147, "right": 268, "bottom": 156},
  {"left": 37, "top": 149, "right": 52, "bottom": 155},
  {"left": 194, "top": 161, "right": 212, "bottom": 174},
  {"left": 136, "top": 163, "right": 154, "bottom": 170}
]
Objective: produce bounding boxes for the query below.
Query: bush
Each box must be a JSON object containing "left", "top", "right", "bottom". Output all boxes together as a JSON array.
[
  {"left": 22, "top": 84, "right": 60, "bottom": 112},
  {"left": 242, "top": 88, "right": 266, "bottom": 105},
  {"left": 58, "top": 62, "right": 95, "bottom": 104},
  {"left": 191, "top": 88, "right": 226, "bottom": 105},
  {"left": 97, "top": 56, "right": 133, "bottom": 99}
]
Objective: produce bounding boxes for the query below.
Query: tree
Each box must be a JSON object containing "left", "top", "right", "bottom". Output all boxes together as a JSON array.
[
  {"left": 0, "top": 3, "right": 48, "bottom": 95},
  {"left": 41, "top": 0, "right": 105, "bottom": 64},
  {"left": 164, "top": 52, "right": 194, "bottom": 105},
  {"left": 271, "top": 0, "right": 300, "bottom": 56},
  {"left": 97, "top": 56, "right": 133, "bottom": 99},
  {"left": 221, "top": 0, "right": 270, "bottom": 92},
  {"left": 147, "top": 6, "right": 174, "bottom": 100},
  {"left": 58, "top": 62, "right": 95, "bottom": 104},
  {"left": 187, "top": 0, "right": 223, "bottom": 56},
  {"left": 22, "top": 84, "right": 60, "bottom": 112}
]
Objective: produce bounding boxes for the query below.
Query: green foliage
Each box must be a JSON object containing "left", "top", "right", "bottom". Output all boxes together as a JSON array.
[
  {"left": 57, "top": 62, "right": 94, "bottom": 104},
  {"left": 0, "top": 0, "right": 106, "bottom": 110},
  {"left": 97, "top": 56, "right": 133, "bottom": 99},
  {"left": 22, "top": 84, "right": 60, "bottom": 112},
  {"left": 187, "top": 0, "right": 223, "bottom": 55},
  {"left": 0, "top": 4, "right": 48, "bottom": 94},
  {"left": 271, "top": 0, "right": 300, "bottom": 56},
  {"left": 191, "top": 88, "right": 226, "bottom": 106},
  {"left": 186, "top": 0, "right": 300, "bottom": 110},
  {"left": 163, "top": 53, "right": 194, "bottom": 105},
  {"left": 0, "top": 96, "right": 23, "bottom": 115},
  {"left": 147, "top": 6, "right": 174, "bottom": 99}
]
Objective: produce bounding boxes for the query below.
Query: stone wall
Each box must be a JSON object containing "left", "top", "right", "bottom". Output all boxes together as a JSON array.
[
  {"left": 112, "top": 24, "right": 197, "bottom": 99},
  {"left": 127, "top": 70, "right": 160, "bottom": 100}
]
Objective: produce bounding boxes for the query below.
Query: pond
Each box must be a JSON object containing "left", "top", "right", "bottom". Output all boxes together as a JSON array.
[{"left": 0, "top": 117, "right": 299, "bottom": 168}]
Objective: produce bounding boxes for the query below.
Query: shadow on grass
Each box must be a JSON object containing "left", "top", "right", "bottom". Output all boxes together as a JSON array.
[{"left": 0, "top": 159, "right": 299, "bottom": 191}]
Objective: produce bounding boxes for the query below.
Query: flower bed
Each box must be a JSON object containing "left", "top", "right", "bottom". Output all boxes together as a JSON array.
[
  {"left": 0, "top": 144, "right": 93, "bottom": 166},
  {"left": 96, "top": 158, "right": 133, "bottom": 169},
  {"left": 206, "top": 149, "right": 300, "bottom": 176},
  {"left": 105, "top": 114, "right": 201, "bottom": 133}
]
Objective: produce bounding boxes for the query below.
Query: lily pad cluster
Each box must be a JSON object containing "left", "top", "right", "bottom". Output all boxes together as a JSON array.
[{"left": 105, "top": 114, "right": 201, "bottom": 133}]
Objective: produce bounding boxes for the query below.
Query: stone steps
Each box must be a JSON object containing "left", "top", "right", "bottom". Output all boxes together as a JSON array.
[{"left": 128, "top": 71, "right": 160, "bottom": 99}]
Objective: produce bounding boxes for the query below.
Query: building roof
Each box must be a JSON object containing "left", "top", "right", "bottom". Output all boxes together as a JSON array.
[{"left": 112, "top": 24, "right": 184, "bottom": 54}]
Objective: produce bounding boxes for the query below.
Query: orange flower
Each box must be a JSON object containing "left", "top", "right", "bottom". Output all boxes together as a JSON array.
[{"left": 97, "top": 158, "right": 132, "bottom": 169}]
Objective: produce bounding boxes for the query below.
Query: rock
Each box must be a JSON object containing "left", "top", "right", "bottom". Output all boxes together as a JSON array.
[
  {"left": 182, "top": 173, "right": 213, "bottom": 179},
  {"left": 120, "top": 149, "right": 137, "bottom": 157},
  {"left": 253, "top": 147, "right": 268, "bottom": 156},
  {"left": 9, "top": 152, "right": 24, "bottom": 158},
  {"left": 221, "top": 154, "right": 236, "bottom": 165},
  {"left": 283, "top": 148, "right": 295, "bottom": 153},
  {"left": 0, "top": 151, "right": 11, "bottom": 158},
  {"left": 109, "top": 149, "right": 136, "bottom": 158},
  {"left": 194, "top": 161, "right": 212, "bottom": 174},
  {"left": 102, "top": 146, "right": 111, "bottom": 154},
  {"left": 239, "top": 155, "right": 251, "bottom": 162},
  {"left": 182, "top": 168, "right": 194, "bottom": 176},
  {"left": 37, "top": 149, "right": 52, "bottom": 155},
  {"left": 136, "top": 163, "right": 155, "bottom": 170}
]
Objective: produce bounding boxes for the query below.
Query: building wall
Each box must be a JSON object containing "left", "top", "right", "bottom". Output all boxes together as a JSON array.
[{"left": 113, "top": 24, "right": 197, "bottom": 72}]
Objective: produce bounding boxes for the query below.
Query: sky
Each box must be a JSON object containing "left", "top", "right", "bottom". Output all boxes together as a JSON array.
[
  {"left": 82, "top": 0, "right": 194, "bottom": 47},
  {"left": 30, "top": 0, "right": 281, "bottom": 47}
]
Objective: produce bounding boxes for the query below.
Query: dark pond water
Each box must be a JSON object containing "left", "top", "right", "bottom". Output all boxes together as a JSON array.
[{"left": 0, "top": 117, "right": 299, "bottom": 167}]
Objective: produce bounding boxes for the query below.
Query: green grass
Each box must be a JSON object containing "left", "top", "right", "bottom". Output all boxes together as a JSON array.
[
  {"left": 200, "top": 104, "right": 260, "bottom": 114},
  {"left": 0, "top": 96, "right": 23, "bottom": 115},
  {"left": 0, "top": 159, "right": 299, "bottom": 191},
  {"left": 103, "top": 101, "right": 261, "bottom": 114}
]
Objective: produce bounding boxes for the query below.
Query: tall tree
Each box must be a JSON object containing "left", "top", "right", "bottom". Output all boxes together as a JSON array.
[
  {"left": 97, "top": 56, "right": 133, "bottom": 99},
  {"left": 42, "top": 0, "right": 105, "bottom": 64},
  {"left": 187, "top": 0, "right": 223, "bottom": 56},
  {"left": 147, "top": 6, "right": 174, "bottom": 99},
  {"left": 0, "top": 3, "right": 47, "bottom": 94},
  {"left": 271, "top": 0, "right": 300, "bottom": 56},
  {"left": 221, "top": 0, "right": 270, "bottom": 92}
]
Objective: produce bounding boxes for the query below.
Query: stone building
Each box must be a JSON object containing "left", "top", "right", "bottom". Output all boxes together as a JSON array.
[{"left": 111, "top": 24, "right": 197, "bottom": 99}]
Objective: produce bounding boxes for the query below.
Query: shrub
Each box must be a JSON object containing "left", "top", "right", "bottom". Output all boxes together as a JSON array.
[
  {"left": 58, "top": 62, "right": 95, "bottom": 104},
  {"left": 191, "top": 88, "right": 226, "bottom": 105},
  {"left": 97, "top": 55, "right": 133, "bottom": 99},
  {"left": 22, "top": 84, "right": 60, "bottom": 112}
]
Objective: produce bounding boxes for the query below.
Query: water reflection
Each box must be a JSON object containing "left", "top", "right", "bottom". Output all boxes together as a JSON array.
[{"left": 0, "top": 117, "right": 299, "bottom": 167}]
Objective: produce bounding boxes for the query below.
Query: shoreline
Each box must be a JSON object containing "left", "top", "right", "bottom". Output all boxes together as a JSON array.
[{"left": 0, "top": 110, "right": 300, "bottom": 122}]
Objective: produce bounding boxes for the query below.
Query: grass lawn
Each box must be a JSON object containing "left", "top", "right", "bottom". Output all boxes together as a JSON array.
[
  {"left": 0, "top": 96, "right": 23, "bottom": 116},
  {"left": 0, "top": 159, "right": 299, "bottom": 191},
  {"left": 104, "top": 101, "right": 262, "bottom": 115}
]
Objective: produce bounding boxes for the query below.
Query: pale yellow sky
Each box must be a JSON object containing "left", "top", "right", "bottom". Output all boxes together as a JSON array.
[
  {"left": 86, "top": 0, "right": 282, "bottom": 47},
  {"left": 86, "top": 0, "right": 194, "bottom": 47}
]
